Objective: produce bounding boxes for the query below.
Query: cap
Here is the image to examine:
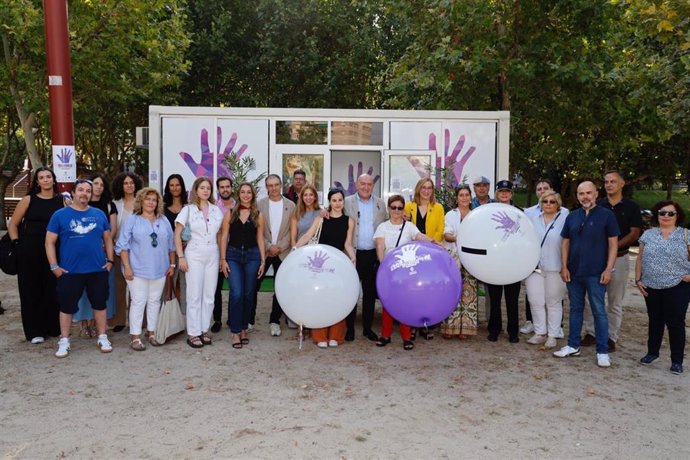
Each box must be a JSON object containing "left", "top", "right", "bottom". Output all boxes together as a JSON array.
[
  {"left": 472, "top": 176, "right": 490, "bottom": 185},
  {"left": 495, "top": 179, "right": 513, "bottom": 191}
]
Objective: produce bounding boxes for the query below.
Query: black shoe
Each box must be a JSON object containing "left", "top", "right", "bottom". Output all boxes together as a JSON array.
[
  {"left": 487, "top": 333, "right": 498, "bottom": 342},
  {"left": 670, "top": 363, "right": 683, "bottom": 375},
  {"left": 607, "top": 338, "right": 616, "bottom": 352},
  {"left": 211, "top": 321, "right": 222, "bottom": 333},
  {"left": 509, "top": 335, "right": 519, "bottom": 343},
  {"left": 363, "top": 330, "right": 379, "bottom": 342},
  {"left": 639, "top": 354, "right": 659, "bottom": 365},
  {"left": 376, "top": 337, "right": 391, "bottom": 347},
  {"left": 113, "top": 325, "right": 125, "bottom": 333},
  {"left": 345, "top": 329, "right": 355, "bottom": 342}
]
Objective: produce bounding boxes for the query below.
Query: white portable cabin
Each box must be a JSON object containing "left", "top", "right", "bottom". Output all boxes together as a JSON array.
[{"left": 148, "top": 106, "right": 510, "bottom": 202}]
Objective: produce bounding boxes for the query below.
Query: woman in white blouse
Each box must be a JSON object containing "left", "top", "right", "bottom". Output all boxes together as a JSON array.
[
  {"left": 525, "top": 191, "right": 567, "bottom": 348},
  {"left": 174, "top": 177, "right": 224, "bottom": 348}
]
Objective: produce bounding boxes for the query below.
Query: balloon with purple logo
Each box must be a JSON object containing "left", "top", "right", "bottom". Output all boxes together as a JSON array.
[
  {"left": 457, "top": 203, "right": 540, "bottom": 285},
  {"left": 275, "top": 244, "right": 359, "bottom": 330},
  {"left": 376, "top": 241, "right": 462, "bottom": 327}
]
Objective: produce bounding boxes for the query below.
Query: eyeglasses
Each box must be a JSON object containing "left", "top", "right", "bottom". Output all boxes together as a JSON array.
[
  {"left": 389, "top": 205, "right": 404, "bottom": 211},
  {"left": 541, "top": 200, "right": 557, "bottom": 205},
  {"left": 657, "top": 210, "right": 677, "bottom": 217},
  {"left": 150, "top": 232, "right": 158, "bottom": 248}
]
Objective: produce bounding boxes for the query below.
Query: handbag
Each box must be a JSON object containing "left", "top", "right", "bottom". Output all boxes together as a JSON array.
[
  {"left": 0, "top": 233, "right": 19, "bottom": 275},
  {"left": 308, "top": 218, "right": 324, "bottom": 245},
  {"left": 154, "top": 277, "right": 186, "bottom": 344},
  {"left": 179, "top": 205, "right": 192, "bottom": 242}
]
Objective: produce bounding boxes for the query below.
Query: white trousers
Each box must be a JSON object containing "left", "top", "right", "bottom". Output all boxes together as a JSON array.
[
  {"left": 184, "top": 243, "right": 219, "bottom": 336},
  {"left": 584, "top": 254, "right": 628, "bottom": 341},
  {"left": 125, "top": 276, "right": 166, "bottom": 335},
  {"left": 525, "top": 270, "right": 565, "bottom": 337}
]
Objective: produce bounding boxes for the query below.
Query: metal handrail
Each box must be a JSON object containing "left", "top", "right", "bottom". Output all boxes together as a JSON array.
[{"left": 10, "top": 173, "right": 28, "bottom": 198}]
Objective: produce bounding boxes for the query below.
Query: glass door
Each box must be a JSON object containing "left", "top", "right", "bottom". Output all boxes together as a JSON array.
[{"left": 382, "top": 150, "right": 436, "bottom": 203}]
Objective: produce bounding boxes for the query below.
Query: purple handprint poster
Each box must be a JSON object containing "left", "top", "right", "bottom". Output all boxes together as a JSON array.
[
  {"left": 161, "top": 117, "right": 268, "bottom": 194},
  {"left": 52, "top": 145, "right": 76, "bottom": 182},
  {"left": 331, "top": 150, "right": 381, "bottom": 197}
]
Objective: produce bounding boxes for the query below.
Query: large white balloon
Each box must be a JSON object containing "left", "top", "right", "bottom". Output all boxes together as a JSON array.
[
  {"left": 458, "top": 203, "right": 540, "bottom": 284},
  {"left": 275, "top": 244, "right": 360, "bottom": 328}
]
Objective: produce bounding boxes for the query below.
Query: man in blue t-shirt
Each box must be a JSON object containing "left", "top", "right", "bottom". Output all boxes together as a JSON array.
[
  {"left": 46, "top": 179, "right": 115, "bottom": 358},
  {"left": 553, "top": 180, "right": 619, "bottom": 368}
]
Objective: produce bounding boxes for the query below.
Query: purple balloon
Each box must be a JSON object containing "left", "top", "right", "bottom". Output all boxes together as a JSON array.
[{"left": 376, "top": 241, "right": 462, "bottom": 327}]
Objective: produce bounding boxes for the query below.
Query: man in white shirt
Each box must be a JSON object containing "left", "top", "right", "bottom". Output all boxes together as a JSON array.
[{"left": 257, "top": 174, "right": 295, "bottom": 336}]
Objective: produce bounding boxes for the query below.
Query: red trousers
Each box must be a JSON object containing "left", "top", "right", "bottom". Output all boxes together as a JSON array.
[{"left": 381, "top": 308, "right": 412, "bottom": 340}]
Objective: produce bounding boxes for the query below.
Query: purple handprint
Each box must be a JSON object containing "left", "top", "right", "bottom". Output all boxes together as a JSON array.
[
  {"left": 179, "top": 127, "right": 248, "bottom": 179},
  {"left": 491, "top": 211, "right": 521, "bottom": 241},
  {"left": 56, "top": 147, "right": 73, "bottom": 164},
  {"left": 333, "top": 161, "right": 381, "bottom": 196},
  {"left": 307, "top": 251, "right": 330, "bottom": 269},
  {"left": 408, "top": 130, "right": 477, "bottom": 187}
]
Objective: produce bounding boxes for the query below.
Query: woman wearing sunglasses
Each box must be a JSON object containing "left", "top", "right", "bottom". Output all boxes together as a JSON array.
[
  {"left": 374, "top": 195, "right": 435, "bottom": 350},
  {"left": 635, "top": 201, "right": 690, "bottom": 375},
  {"left": 524, "top": 191, "right": 567, "bottom": 349},
  {"left": 115, "top": 188, "right": 176, "bottom": 350}
]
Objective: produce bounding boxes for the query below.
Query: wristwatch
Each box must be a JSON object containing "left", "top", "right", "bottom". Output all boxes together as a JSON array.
[
  {"left": 170, "top": 263, "right": 176, "bottom": 268},
  {"left": 50, "top": 264, "right": 60, "bottom": 271}
]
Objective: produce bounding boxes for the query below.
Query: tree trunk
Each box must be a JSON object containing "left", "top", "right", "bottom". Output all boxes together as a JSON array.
[{"left": 0, "top": 173, "right": 17, "bottom": 231}]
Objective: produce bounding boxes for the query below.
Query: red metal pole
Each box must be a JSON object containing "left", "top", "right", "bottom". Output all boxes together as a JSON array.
[{"left": 43, "top": 0, "right": 75, "bottom": 193}]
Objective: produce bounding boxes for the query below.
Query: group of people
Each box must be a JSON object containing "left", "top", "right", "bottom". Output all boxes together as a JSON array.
[{"left": 6, "top": 167, "right": 689, "bottom": 374}]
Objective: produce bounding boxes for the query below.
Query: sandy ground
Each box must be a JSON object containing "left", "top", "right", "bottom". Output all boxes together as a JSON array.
[{"left": 1, "top": 248, "right": 689, "bottom": 460}]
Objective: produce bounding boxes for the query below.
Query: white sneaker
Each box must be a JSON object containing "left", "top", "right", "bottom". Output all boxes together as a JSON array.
[
  {"left": 555, "top": 327, "right": 565, "bottom": 339},
  {"left": 553, "top": 345, "right": 580, "bottom": 358},
  {"left": 31, "top": 336, "right": 45, "bottom": 344},
  {"left": 328, "top": 340, "right": 338, "bottom": 347},
  {"left": 597, "top": 353, "right": 611, "bottom": 367},
  {"left": 270, "top": 323, "right": 282, "bottom": 337},
  {"left": 317, "top": 341, "right": 328, "bottom": 348},
  {"left": 97, "top": 334, "right": 113, "bottom": 353},
  {"left": 55, "top": 337, "right": 70, "bottom": 358},
  {"left": 286, "top": 319, "right": 298, "bottom": 329},
  {"left": 247, "top": 323, "right": 254, "bottom": 332},
  {"left": 519, "top": 321, "right": 534, "bottom": 334},
  {"left": 527, "top": 334, "right": 547, "bottom": 345},
  {"left": 544, "top": 337, "right": 558, "bottom": 349}
]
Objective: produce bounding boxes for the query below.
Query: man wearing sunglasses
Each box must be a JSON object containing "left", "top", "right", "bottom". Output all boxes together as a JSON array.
[
  {"left": 554, "top": 180, "right": 619, "bottom": 368},
  {"left": 580, "top": 170, "right": 643, "bottom": 351},
  {"left": 45, "top": 179, "right": 115, "bottom": 358}
]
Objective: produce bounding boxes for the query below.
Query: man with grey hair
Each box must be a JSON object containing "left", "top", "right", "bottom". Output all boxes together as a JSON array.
[{"left": 343, "top": 174, "right": 387, "bottom": 342}]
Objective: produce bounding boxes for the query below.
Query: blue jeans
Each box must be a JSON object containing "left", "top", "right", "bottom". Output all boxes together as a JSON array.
[
  {"left": 567, "top": 276, "right": 609, "bottom": 353},
  {"left": 226, "top": 246, "right": 261, "bottom": 334}
]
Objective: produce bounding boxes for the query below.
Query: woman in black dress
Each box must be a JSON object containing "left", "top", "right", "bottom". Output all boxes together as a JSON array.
[
  {"left": 7, "top": 167, "right": 64, "bottom": 343},
  {"left": 295, "top": 187, "right": 356, "bottom": 348}
]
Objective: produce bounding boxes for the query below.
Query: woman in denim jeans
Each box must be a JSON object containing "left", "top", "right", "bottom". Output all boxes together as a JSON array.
[{"left": 219, "top": 183, "right": 266, "bottom": 349}]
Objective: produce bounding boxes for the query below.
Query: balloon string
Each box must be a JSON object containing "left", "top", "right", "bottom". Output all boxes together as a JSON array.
[
  {"left": 298, "top": 324, "right": 303, "bottom": 351},
  {"left": 424, "top": 321, "right": 428, "bottom": 337}
]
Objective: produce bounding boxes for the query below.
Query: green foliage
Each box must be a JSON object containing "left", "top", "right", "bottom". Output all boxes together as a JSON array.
[{"left": 222, "top": 152, "right": 267, "bottom": 197}]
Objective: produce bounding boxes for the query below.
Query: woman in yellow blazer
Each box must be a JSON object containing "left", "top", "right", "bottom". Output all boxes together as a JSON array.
[{"left": 404, "top": 178, "right": 445, "bottom": 340}]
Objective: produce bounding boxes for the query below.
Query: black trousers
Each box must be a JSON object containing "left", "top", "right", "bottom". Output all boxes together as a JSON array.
[
  {"left": 645, "top": 281, "right": 690, "bottom": 364},
  {"left": 17, "top": 236, "right": 60, "bottom": 340},
  {"left": 213, "top": 271, "right": 226, "bottom": 323},
  {"left": 487, "top": 282, "right": 521, "bottom": 338},
  {"left": 261, "top": 256, "right": 285, "bottom": 324},
  {"left": 347, "top": 249, "right": 378, "bottom": 334}
]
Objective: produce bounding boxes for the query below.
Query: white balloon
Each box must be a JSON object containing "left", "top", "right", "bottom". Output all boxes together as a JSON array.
[
  {"left": 275, "top": 244, "right": 360, "bottom": 328},
  {"left": 458, "top": 203, "right": 540, "bottom": 285}
]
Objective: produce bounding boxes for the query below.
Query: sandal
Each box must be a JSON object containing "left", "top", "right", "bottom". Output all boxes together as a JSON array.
[
  {"left": 240, "top": 331, "right": 249, "bottom": 345},
  {"left": 376, "top": 337, "right": 391, "bottom": 347},
  {"left": 200, "top": 332, "right": 212, "bottom": 346},
  {"left": 410, "top": 329, "right": 417, "bottom": 341},
  {"left": 130, "top": 338, "right": 146, "bottom": 351},
  {"left": 89, "top": 326, "right": 98, "bottom": 338},
  {"left": 403, "top": 340, "right": 415, "bottom": 351},
  {"left": 147, "top": 334, "right": 161, "bottom": 347},
  {"left": 187, "top": 336, "right": 204, "bottom": 348},
  {"left": 231, "top": 334, "right": 243, "bottom": 349}
]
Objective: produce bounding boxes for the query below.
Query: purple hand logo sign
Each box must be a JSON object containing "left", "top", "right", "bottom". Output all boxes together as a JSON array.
[
  {"left": 179, "top": 127, "right": 248, "bottom": 179},
  {"left": 56, "top": 147, "right": 73, "bottom": 164},
  {"left": 491, "top": 211, "right": 522, "bottom": 241},
  {"left": 390, "top": 243, "right": 432, "bottom": 274},
  {"left": 304, "top": 250, "right": 335, "bottom": 274}
]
